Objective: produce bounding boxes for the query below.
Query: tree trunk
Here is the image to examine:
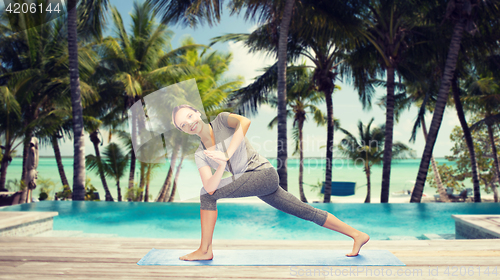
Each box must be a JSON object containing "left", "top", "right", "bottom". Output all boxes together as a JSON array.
[
  {"left": 381, "top": 66, "right": 395, "bottom": 203},
  {"left": 486, "top": 180, "right": 498, "bottom": 203},
  {"left": 411, "top": 18, "right": 467, "bottom": 203},
  {"left": 89, "top": 130, "right": 113, "bottom": 201},
  {"left": 451, "top": 74, "right": 481, "bottom": 202},
  {"left": 491, "top": 184, "right": 499, "bottom": 203},
  {"left": 68, "top": 0, "right": 86, "bottom": 201},
  {"left": 0, "top": 143, "right": 12, "bottom": 190},
  {"left": 156, "top": 145, "right": 179, "bottom": 202},
  {"left": 169, "top": 156, "right": 185, "bottom": 202},
  {"left": 364, "top": 165, "right": 371, "bottom": 203},
  {"left": 276, "top": 0, "right": 295, "bottom": 192},
  {"left": 51, "top": 134, "right": 69, "bottom": 188},
  {"left": 298, "top": 118, "right": 307, "bottom": 203},
  {"left": 0, "top": 110, "right": 12, "bottom": 191},
  {"left": 323, "top": 90, "right": 334, "bottom": 202},
  {"left": 128, "top": 151, "right": 136, "bottom": 201},
  {"left": 139, "top": 162, "right": 148, "bottom": 202},
  {"left": 143, "top": 163, "right": 152, "bottom": 202},
  {"left": 487, "top": 123, "right": 499, "bottom": 202},
  {"left": 140, "top": 162, "right": 147, "bottom": 202},
  {"left": 128, "top": 116, "right": 136, "bottom": 201},
  {"left": 116, "top": 179, "right": 122, "bottom": 202},
  {"left": 421, "top": 116, "right": 450, "bottom": 202},
  {"left": 481, "top": 176, "right": 495, "bottom": 199}
]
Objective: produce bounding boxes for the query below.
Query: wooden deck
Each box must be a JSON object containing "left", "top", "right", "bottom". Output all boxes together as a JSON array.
[{"left": 1, "top": 237, "right": 499, "bottom": 279}]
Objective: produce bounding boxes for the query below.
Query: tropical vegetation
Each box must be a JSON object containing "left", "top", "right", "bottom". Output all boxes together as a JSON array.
[{"left": 0, "top": 0, "right": 499, "bottom": 204}]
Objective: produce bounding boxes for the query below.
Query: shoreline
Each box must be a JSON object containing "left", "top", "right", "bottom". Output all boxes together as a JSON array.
[
  {"left": 18, "top": 194, "right": 498, "bottom": 204},
  {"left": 22, "top": 194, "right": 496, "bottom": 204},
  {"left": 27, "top": 156, "right": 453, "bottom": 160},
  {"left": 175, "top": 194, "right": 497, "bottom": 204}
]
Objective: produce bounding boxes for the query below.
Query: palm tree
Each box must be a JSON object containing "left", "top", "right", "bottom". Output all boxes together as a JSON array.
[
  {"left": 344, "top": 0, "right": 432, "bottom": 203},
  {"left": 389, "top": 0, "right": 493, "bottom": 203},
  {"left": 110, "top": 128, "right": 161, "bottom": 202},
  {"left": 0, "top": 4, "right": 105, "bottom": 200},
  {"left": 148, "top": 0, "right": 298, "bottom": 192},
  {"left": 156, "top": 129, "right": 183, "bottom": 202},
  {"left": 276, "top": 0, "right": 295, "bottom": 193},
  {"left": 82, "top": 103, "right": 118, "bottom": 202},
  {"left": 265, "top": 65, "right": 328, "bottom": 202},
  {"left": 111, "top": 128, "right": 138, "bottom": 201},
  {"left": 79, "top": 56, "right": 136, "bottom": 202},
  {"left": 0, "top": 82, "right": 23, "bottom": 190},
  {"left": 411, "top": 0, "right": 500, "bottom": 203},
  {"left": 0, "top": 7, "right": 102, "bottom": 203},
  {"left": 153, "top": 37, "right": 243, "bottom": 202},
  {"left": 95, "top": 2, "right": 206, "bottom": 201},
  {"left": 63, "top": 0, "right": 111, "bottom": 201},
  {"left": 87, "top": 128, "right": 114, "bottom": 201},
  {"left": 444, "top": 28, "right": 498, "bottom": 202},
  {"left": 63, "top": 0, "right": 112, "bottom": 201},
  {"left": 112, "top": 128, "right": 142, "bottom": 201},
  {"left": 211, "top": 2, "right": 362, "bottom": 199},
  {"left": 465, "top": 76, "right": 500, "bottom": 202},
  {"left": 77, "top": 0, "right": 111, "bottom": 43},
  {"left": 51, "top": 132, "right": 70, "bottom": 188},
  {"left": 35, "top": 51, "right": 106, "bottom": 199},
  {"left": 38, "top": 109, "right": 91, "bottom": 196},
  {"left": 168, "top": 131, "right": 200, "bottom": 202},
  {"left": 46, "top": 45, "right": 105, "bottom": 197},
  {"left": 0, "top": 12, "right": 25, "bottom": 179},
  {"left": 168, "top": 160, "right": 183, "bottom": 202},
  {"left": 377, "top": 73, "right": 452, "bottom": 202},
  {"left": 143, "top": 162, "right": 164, "bottom": 202},
  {"left": 86, "top": 143, "right": 129, "bottom": 201},
  {"left": 449, "top": 71, "right": 483, "bottom": 201},
  {"left": 84, "top": 146, "right": 113, "bottom": 202},
  {"left": 337, "top": 118, "right": 414, "bottom": 203},
  {"left": 66, "top": 0, "right": 87, "bottom": 200},
  {"left": 100, "top": 143, "right": 129, "bottom": 202}
]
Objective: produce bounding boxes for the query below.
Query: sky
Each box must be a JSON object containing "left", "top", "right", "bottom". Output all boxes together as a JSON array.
[{"left": 10, "top": 0, "right": 462, "bottom": 158}]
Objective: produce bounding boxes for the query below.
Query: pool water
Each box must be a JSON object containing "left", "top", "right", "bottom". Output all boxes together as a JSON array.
[{"left": 2, "top": 201, "right": 499, "bottom": 240}]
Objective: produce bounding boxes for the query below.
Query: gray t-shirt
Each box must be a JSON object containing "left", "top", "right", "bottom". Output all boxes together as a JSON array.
[{"left": 194, "top": 112, "right": 272, "bottom": 177}]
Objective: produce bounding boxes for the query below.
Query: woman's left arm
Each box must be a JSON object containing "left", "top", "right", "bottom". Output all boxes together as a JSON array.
[{"left": 226, "top": 113, "right": 251, "bottom": 159}]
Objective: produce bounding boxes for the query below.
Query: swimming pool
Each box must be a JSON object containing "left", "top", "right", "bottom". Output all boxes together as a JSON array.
[{"left": 2, "top": 201, "right": 499, "bottom": 240}]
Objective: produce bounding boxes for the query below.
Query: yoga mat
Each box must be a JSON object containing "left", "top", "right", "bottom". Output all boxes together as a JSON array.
[{"left": 137, "top": 249, "right": 406, "bottom": 266}]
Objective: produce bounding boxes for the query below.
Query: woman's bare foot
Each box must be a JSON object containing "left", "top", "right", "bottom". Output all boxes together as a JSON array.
[
  {"left": 179, "top": 246, "right": 213, "bottom": 261},
  {"left": 346, "top": 232, "right": 370, "bottom": 257}
]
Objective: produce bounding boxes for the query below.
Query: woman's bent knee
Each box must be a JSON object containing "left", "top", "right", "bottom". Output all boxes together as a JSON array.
[
  {"left": 200, "top": 187, "right": 217, "bottom": 210},
  {"left": 200, "top": 194, "right": 217, "bottom": 211}
]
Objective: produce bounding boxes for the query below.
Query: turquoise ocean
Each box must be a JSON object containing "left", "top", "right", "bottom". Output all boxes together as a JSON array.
[{"left": 3, "top": 157, "right": 487, "bottom": 202}]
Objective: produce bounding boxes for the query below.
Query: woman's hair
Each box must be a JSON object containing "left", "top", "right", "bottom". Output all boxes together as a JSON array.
[{"left": 172, "top": 104, "right": 200, "bottom": 131}]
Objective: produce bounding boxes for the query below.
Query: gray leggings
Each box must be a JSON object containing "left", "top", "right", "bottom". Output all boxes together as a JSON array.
[{"left": 199, "top": 167, "right": 328, "bottom": 226}]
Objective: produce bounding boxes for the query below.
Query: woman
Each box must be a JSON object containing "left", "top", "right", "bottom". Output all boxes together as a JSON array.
[{"left": 172, "top": 105, "right": 370, "bottom": 261}]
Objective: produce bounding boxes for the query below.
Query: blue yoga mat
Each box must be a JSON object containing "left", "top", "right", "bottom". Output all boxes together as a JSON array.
[{"left": 137, "top": 249, "right": 406, "bottom": 266}]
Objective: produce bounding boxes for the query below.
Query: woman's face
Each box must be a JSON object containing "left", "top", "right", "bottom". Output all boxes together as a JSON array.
[{"left": 174, "top": 107, "right": 204, "bottom": 135}]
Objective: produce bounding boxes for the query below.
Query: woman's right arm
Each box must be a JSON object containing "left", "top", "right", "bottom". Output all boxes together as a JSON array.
[{"left": 199, "top": 162, "right": 227, "bottom": 195}]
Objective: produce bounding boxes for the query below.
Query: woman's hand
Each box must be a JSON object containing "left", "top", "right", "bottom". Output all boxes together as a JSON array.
[{"left": 204, "top": 150, "right": 229, "bottom": 166}]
